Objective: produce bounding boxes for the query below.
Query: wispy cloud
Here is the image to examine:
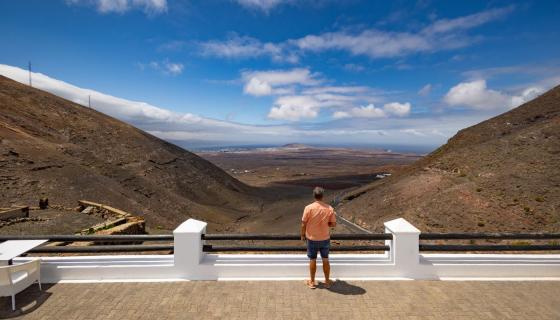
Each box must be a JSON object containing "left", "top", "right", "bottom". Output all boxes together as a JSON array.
[
  {"left": 342, "top": 63, "right": 366, "bottom": 72},
  {"left": 234, "top": 0, "right": 292, "bottom": 13},
  {"left": 199, "top": 34, "right": 298, "bottom": 63},
  {"left": 289, "top": 6, "right": 514, "bottom": 59},
  {"left": 241, "top": 68, "right": 320, "bottom": 96},
  {"left": 462, "top": 63, "right": 560, "bottom": 81},
  {"left": 333, "top": 102, "right": 411, "bottom": 119},
  {"left": 66, "top": 0, "right": 167, "bottom": 15},
  {"left": 292, "top": 29, "right": 432, "bottom": 59},
  {"left": 400, "top": 129, "right": 426, "bottom": 137},
  {"left": 157, "top": 40, "right": 187, "bottom": 52},
  {"left": 138, "top": 59, "right": 184, "bottom": 75},
  {"left": 422, "top": 6, "right": 514, "bottom": 35},
  {"left": 418, "top": 84, "right": 432, "bottom": 96},
  {"left": 198, "top": 6, "right": 514, "bottom": 62}
]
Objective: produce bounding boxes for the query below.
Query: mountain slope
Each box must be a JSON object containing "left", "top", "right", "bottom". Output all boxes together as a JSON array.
[
  {"left": 338, "top": 85, "right": 560, "bottom": 232},
  {"left": 0, "top": 75, "right": 261, "bottom": 229}
]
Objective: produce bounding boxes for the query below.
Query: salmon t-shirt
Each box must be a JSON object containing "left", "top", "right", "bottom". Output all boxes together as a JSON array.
[{"left": 302, "top": 201, "right": 336, "bottom": 241}]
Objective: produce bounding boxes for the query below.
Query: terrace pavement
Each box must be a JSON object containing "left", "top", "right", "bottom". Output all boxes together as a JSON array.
[{"left": 1, "top": 280, "right": 559, "bottom": 319}]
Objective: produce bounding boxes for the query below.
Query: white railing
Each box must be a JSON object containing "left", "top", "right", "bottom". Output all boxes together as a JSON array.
[{"left": 13, "top": 218, "right": 560, "bottom": 282}]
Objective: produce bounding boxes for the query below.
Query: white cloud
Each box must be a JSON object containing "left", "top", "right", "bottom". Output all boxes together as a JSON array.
[
  {"left": 293, "top": 29, "right": 432, "bottom": 59},
  {"left": 241, "top": 68, "right": 409, "bottom": 121},
  {"left": 401, "top": 129, "right": 426, "bottom": 136},
  {"left": 291, "top": 8, "right": 504, "bottom": 59},
  {"left": 347, "top": 104, "right": 386, "bottom": 118},
  {"left": 332, "top": 111, "right": 351, "bottom": 119},
  {"left": 422, "top": 6, "right": 514, "bottom": 35},
  {"left": 267, "top": 89, "right": 382, "bottom": 121},
  {"left": 418, "top": 84, "right": 432, "bottom": 96},
  {"left": 199, "top": 34, "right": 297, "bottom": 63},
  {"left": 0, "top": 64, "right": 505, "bottom": 148},
  {"left": 268, "top": 96, "right": 321, "bottom": 121},
  {"left": 140, "top": 60, "right": 184, "bottom": 75},
  {"left": 162, "top": 62, "right": 184, "bottom": 75},
  {"left": 0, "top": 64, "right": 180, "bottom": 122},
  {"left": 244, "top": 77, "right": 273, "bottom": 96},
  {"left": 509, "top": 87, "right": 543, "bottom": 107},
  {"left": 266, "top": 91, "right": 373, "bottom": 121},
  {"left": 242, "top": 68, "right": 319, "bottom": 96},
  {"left": 234, "top": 0, "right": 290, "bottom": 13},
  {"left": 66, "top": 0, "right": 167, "bottom": 14},
  {"left": 383, "top": 102, "right": 411, "bottom": 117},
  {"left": 332, "top": 102, "right": 410, "bottom": 119},
  {"left": 444, "top": 80, "right": 509, "bottom": 109},
  {"left": 200, "top": 6, "right": 513, "bottom": 61},
  {"left": 443, "top": 80, "right": 543, "bottom": 110}
]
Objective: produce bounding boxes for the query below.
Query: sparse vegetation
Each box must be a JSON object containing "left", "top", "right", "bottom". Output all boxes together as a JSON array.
[{"left": 535, "top": 197, "right": 545, "bottom": 202}]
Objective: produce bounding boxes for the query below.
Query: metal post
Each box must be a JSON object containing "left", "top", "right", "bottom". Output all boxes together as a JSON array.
[{"left": 28, "top": 61, "right": 32, "bottom": 87}]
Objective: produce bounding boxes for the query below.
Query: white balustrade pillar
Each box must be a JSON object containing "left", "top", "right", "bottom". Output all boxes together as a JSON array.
[
  {"left": 173, "top": 219, "right": 207, "bottom": 277},
  {"left": 384, "top": 218, "right": 421, "bottom": 277}
]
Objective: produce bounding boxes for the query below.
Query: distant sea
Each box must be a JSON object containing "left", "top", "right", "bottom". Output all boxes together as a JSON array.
[{"left": 175, "top": 142, "right": 437, "bottom": 155}]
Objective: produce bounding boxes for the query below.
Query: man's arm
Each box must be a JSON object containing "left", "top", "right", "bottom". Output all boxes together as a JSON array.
[
  {"left": 328, "top": 212, "right": 337, "bottom": 228},
  {"left": 301, "top": 207, "right": 309, "bottom": 241}
]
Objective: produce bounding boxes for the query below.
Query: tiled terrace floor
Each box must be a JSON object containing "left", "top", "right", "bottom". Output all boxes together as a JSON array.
[{"left": 2, "top": 280, "right": 559, "bottom": 319}]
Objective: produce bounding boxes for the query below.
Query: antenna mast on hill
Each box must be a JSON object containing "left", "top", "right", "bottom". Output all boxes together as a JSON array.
[
  {"left": 28, "top": 61, "right": 32, "bottom": 87},
  {"left": 88, "top": 95, "right": 91, "bottom": 108}
]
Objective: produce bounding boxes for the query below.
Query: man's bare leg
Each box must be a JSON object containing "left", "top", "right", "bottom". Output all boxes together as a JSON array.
[
  {"left": 308, "top": 259, "right": 317, "bottom": 288},
  {"left": 322, "top": 258, "right": 332, "bottom": 288}
]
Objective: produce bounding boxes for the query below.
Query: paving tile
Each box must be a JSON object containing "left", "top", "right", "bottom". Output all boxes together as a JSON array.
[{"left": 1, "top": 280, "right": 559, "bottom": 319}]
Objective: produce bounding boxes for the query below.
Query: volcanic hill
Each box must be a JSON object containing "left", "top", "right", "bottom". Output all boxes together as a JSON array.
[
  {"left": 338, "top": 85, "right": 560, "bottom": 233},
  {"left": 0, "top": 75, "right": 262, "bottom": 230}
]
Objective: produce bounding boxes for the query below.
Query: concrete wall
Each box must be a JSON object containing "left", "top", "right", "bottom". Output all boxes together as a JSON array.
[{"left": 15, "top": 218, "right": 560, "bottom": 283}]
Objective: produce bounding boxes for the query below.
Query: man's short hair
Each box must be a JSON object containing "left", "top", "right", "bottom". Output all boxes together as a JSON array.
[{"left": 313, "top": 187, "right": 324, "bottom": 199}]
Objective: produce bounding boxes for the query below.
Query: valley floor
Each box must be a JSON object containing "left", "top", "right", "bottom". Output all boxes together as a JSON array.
[{"left": 196, "top": 146, "right": 420, "bottom": 233}]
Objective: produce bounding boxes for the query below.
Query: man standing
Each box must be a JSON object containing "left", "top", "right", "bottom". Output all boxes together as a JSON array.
[{"left": 301, "top": 187, "right": 337, "bottom": 289}]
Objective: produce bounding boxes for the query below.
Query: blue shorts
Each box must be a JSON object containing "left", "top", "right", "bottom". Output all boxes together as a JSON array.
[{"left": 306, "top": 239, "right": 330, "bottom": 259}]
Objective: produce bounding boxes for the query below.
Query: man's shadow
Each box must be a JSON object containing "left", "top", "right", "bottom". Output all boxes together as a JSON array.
[
  {"left": 0, "top": 284, "right": 54, "bottom": 318},
  {"left": 318, "top": 280, "right": 366, "bottom": 295}
]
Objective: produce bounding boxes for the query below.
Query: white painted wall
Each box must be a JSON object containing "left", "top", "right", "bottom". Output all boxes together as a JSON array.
[{"left": 14, "top": 218, "right": 560, "bottom": 283}]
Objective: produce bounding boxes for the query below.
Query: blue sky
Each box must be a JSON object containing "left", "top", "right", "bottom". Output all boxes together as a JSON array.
[{"left": 1, "top": 0, "right": 559, "bottom": 150}]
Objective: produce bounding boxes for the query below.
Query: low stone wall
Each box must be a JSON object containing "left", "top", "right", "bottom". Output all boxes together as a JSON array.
[
  {"left": 0, "top": 206, "right": 29, "bottom": 220},
  {"left": 96, "top": 217, "right": 146, "bottom": 236},
  {"left": 78, "top": 200, "right": 131, "bottom": 219},
  {"left": 77, "top": 200, "right": 140, "bottom": 235}
]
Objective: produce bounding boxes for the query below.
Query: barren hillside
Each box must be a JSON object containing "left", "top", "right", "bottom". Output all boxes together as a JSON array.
[
  {"left": 0, "top": 76, "right": 262, "bottom": 229},
  {"left": 338, "top": 85, "right": 560, "bottom": 232}
]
